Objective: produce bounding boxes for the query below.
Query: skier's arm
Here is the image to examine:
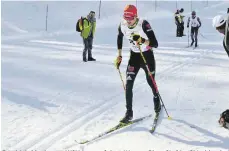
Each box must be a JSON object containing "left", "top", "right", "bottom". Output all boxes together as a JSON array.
[
  {"left": 142, "top": 20, "right": 158, "bottom": 48},
  {"left": 197, "top": 17, "right": 202, "bottom": 27},
  {"left": 117, "top": 24, "right": 124, "bottom": 56}
]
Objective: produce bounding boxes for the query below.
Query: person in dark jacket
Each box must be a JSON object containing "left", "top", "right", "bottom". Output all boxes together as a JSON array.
[
  {"left": 175, "top": 8, "right": 185, "bottom": 37},
  {"left": 219, "top": 109, "right": 229, "bottom": 129}
]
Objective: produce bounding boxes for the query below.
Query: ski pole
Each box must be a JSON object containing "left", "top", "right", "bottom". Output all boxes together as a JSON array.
[
  {"left": 199, "top": 31, "right": 208, "bottom": 40},
  {"left": 117, "top": 68, "right": 126, "bottom": 91},
  {"left": 114, "top": 60, "right": 126, "bottom": 91},
  {"left": 188, "top": 26, "right": 189, "bottom": 46},
  {"left": 138, "top": 44, "right": 171, "bottom": 119}
]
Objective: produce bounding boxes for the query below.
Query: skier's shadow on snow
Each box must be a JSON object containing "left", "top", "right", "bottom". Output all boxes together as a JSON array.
[
  {"left": 2, "top": 89, "right": 59, "bottom": 112},
  {"left": 156, "top": 118, "right": 229, "bottom": 150}
]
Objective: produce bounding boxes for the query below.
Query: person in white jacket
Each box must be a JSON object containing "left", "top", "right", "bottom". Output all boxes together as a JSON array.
[
  {"left": 212, "top": 10, "right": 229, "bottom": 57},
  {"left": 187, "top": 11, "right": 201, "bottom": 47}
]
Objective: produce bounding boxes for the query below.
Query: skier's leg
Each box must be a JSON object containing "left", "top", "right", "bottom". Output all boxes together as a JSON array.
[
  {"left": 141, "top": 50, "right": 161, "bottom": 113},
  {"left": 195, "top": 28, "right": 199, "bottom": 47},
  {"left": 125, "top": 52, "right": 140, "bottom": 112},
  {"left": 190, "top": 27, "right": 194, "bottom": 46},
  {"left": 120, "top": 51, "right": 140, "bottom": 123},
  {"left": 141, "top": 51, "right": 156, "bottom": 91}
]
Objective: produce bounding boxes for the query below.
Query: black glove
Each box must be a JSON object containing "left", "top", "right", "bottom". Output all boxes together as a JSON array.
[
  {"left": 187, "top": 25, "right": 189, "bottom": 28},
  {"left": 132, "top": 34, "right": 146, "bottom": 44}
]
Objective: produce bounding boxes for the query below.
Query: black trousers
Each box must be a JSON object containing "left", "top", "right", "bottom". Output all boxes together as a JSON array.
[
  {"left": 83, "top": 36, "right": 93, "bottom": 59},
  {"left": 191, "top": 27, "right": 199, "bottom": 46},
  {"left": 176, "top": 25, "right": 181, "bottom": 37},
  {"left": 125, "top": 50, "right": 157, "bottom": 111},
  {"left": 176, "top": 23, "right": 184, "bottom": 37}
]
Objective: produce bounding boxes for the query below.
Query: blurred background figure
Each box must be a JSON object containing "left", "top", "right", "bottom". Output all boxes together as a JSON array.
[
  {"left": 212, "top": 8, "right": 229, "bottom": 57},
  {"left": 77, "top": 11, "right": 96, "bottom": 62},
  {"left": 174, "top": 8, "right": 185, "bottom": 37},
  {"left": 187, "top": 11, "right": 201, "bottom": 47}
]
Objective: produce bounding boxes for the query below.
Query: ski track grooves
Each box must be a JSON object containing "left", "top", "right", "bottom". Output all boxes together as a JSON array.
[
  {"left": 14, "top": 91, "right": 126, "bottom": 150},
  {"left": 13, "top": 44, "right": 212, "bottom": 150}
]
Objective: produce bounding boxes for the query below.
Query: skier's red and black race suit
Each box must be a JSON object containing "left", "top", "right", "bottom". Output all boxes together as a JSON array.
[{"left": 117, "top": 18, "right": 159, "bottom": 112}]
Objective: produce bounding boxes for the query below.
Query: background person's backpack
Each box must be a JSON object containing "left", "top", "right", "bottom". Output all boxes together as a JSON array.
[{"left": 76, "top": 17, "right": 88, "bottom": 32}]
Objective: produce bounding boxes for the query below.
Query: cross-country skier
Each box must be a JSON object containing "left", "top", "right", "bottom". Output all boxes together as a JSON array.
[
  {"left": 212, "top": 11, "right": 229, "bottom": 57},
  {"left": 115, "top": 4, "right": 161, "bottom": 123},
  {"left": 187, "top": 11, "right": 201, "bottom": 47}
]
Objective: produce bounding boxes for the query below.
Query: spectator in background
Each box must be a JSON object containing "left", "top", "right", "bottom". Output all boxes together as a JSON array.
[
  {"left": 77, "top": 11, "right": 96, "bottom": 62},
  {"left": 175, "top": 8, "right": 185, "bottom": 37}
]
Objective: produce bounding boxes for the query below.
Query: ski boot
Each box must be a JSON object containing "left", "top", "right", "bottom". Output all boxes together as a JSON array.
[
  {"left": 88, "top": 57, "right": 96, "bottom": 61},
  {"left": 120, "top": 110, "right": 133, "bottom": 123},
  {"left": 83, "top": 57, "right": 87, "bottom": 62},
  {"left": 195, "top": 43, "right": 198, "bottom": 48},
  {"left": 154, "top": 96, "right": 161, "bottom": 114}
]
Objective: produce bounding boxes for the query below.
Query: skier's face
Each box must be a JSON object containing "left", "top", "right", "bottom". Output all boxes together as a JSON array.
[
  {"left": 192, "top": 15, "right": 196, "bottom": 19},
  {"left": 124, "top": 16, "right": 137, "bottom": 26}
]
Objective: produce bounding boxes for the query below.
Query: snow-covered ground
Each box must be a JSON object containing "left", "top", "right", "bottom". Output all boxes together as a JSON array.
[{"left": 1, "top": 1, "right": 229, "bottom": 151}]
